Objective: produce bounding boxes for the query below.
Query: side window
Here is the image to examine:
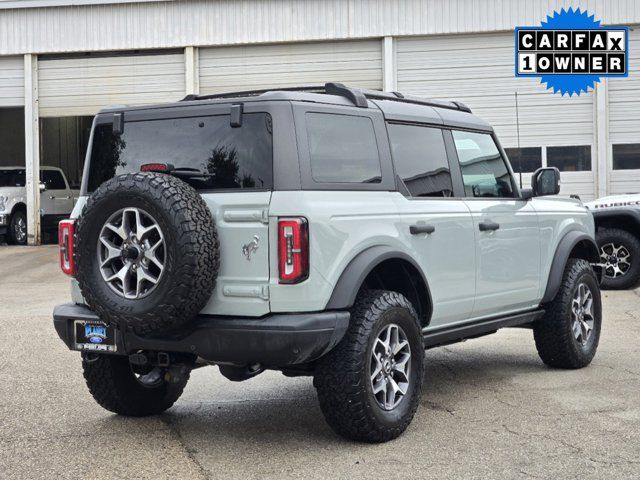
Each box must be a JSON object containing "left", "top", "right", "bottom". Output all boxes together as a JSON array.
[
  {"left": 306, "top": 113, "right": 382, "bottom": 184},
  {"left": 547, "top": 145, "right": 591, "bottom": 172},
  {"left": 41, "top": 170, "right": 66, "bottom": 190},
  {"left": 387, "top": 124, "right": 453, "bottom": 197},
  {"left": 452, "top": 130, "right": 515, "bottom": 198},
  {"left": 504, "top": 147, "right": 542, "bottom": 173}
]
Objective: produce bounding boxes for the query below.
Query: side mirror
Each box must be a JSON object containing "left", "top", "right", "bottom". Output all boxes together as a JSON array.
[
  {"left": 531, "top": 167, "right": 561, "bottom": 197},
  {"left": 39, "top": 182, "right": 47, "bottom": 193}
]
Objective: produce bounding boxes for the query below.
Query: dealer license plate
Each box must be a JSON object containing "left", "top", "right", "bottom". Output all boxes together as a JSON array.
[{"left": 73, "top": 320, "right": 117, "bottom": 352}]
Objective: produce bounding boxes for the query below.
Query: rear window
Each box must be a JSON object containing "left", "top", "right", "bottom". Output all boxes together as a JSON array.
[
  {"left": 305, "top": 113, "right": 382, "bottom": 184},
  {"left": 0, "top": 169, "right": 25, "bottom": 187},
  {"left": 87, "top": 113, "right": 273, "bottom": 192}
]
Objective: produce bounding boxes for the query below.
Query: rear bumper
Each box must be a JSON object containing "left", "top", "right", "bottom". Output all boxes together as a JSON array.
[{"left": 53, "top": 303, "right": 350, "bottom": 366}]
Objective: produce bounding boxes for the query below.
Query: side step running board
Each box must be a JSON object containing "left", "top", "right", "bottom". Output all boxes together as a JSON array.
[{"left": 423, "top": 310, "right": 544, "bottom": 349}]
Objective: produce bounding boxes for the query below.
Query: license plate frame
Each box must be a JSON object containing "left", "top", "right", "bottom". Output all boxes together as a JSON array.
[{"left": 73, "top": 320, "right": 117, "bottom": 352}]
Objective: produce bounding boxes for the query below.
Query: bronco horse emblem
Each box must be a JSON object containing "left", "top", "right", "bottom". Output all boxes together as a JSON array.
[{"left": 242, "top": 235, "right": 260, "bottom": 261}]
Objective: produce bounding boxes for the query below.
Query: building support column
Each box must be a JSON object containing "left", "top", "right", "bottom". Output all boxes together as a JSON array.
[
  {"left": 382, "top": 36, "right": 396, "bottom": 92},
  {"left": 24, "top": 54, "right": 40, "bottom": 246},
  {"left": 185, "top": 46, "right": 199, "bottom": 96},
  {"left": 594, "top": 79, "right": 609, "bottom": 198}
]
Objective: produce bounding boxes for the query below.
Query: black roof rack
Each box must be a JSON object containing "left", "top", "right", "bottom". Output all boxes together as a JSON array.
[
  {"left": 181, "top": 82, "right": 472, "bottom": 113},
  {"left": 181, "top": 85, "right": 326, "bottom": 102}
]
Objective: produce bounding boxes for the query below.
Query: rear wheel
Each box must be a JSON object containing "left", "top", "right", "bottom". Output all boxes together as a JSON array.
[
  {"left": 534, "top": 259, "right": 602, "bottom": 369},
  {"left": 82, "top": 353, "right": 189, "bottom": 416},
  {"left": 314, "top": 290, "right": 424, "bottom": 443},
  {"left": 597, "top": 227, "right": 640, "bottom": 290},
  {"left": 8, "top": 210, "right": 27, "bottom": 245}
]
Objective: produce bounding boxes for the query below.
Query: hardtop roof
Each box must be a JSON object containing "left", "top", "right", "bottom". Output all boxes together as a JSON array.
[{"left": 98, "top": 84, "right": 493, "bottom": 132}]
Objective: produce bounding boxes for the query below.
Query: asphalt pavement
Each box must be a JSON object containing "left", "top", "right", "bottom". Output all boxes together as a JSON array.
[{"left": 1, "top": 245, "right": 639, "bottom": 479}]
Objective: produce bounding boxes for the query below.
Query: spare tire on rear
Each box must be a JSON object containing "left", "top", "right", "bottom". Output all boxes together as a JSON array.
[{"left": 75, "top": 172, "right": 219, "bottom": 336}]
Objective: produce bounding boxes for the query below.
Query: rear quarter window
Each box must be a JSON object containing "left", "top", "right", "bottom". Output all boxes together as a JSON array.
[
  {"left": 305, "top": 113, "right": 382, "bottom": 184},
  {"left": 87, "top": 113, "right": 273, "bottom": 192}
]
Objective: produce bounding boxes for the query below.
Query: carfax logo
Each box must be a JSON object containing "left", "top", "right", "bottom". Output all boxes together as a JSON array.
[{"left": 515, "top": 8, "right": 629, "bottom": 96}]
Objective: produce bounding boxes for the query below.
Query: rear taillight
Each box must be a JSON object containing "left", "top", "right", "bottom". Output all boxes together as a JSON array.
[
  {"left": 59, "top": 219, "right": 76, "bottom": 276},
  {"left": 278, "top": 217, "right": 309, "bottom": 284}
]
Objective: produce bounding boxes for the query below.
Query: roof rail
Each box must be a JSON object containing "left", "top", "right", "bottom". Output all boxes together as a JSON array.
[
  {"left": 181, "top": 82, "right": 472, "bottom": 113},
  {"left": 355, "top": 87, "right": 472, "bottom": 113},
  {"left": 181, "top": 85, "right": 326, "bottom": 102}
]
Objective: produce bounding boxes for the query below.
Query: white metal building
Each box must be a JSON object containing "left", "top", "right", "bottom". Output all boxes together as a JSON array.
[{"left": 0, "top": 0, "right": 639, "bottom": 244}]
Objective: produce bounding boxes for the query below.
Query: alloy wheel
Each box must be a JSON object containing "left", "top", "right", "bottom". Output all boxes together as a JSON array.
[
  {"left": 600, "top": 242, "right": 631, "bottom": 279},
  {"left": 14, "top": 216, "right": 26, "bottom": 243},
  {"left": 370, "top": 323, "right": 412, "bottom": 411},
  {"left": 571, "top": 283, "right": 595, "bottom": 346},
  {"left": 97, "top": 207, "right": 166, "bottom": 299}
]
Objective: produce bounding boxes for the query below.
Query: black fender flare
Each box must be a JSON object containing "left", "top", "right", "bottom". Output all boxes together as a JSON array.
[
  {"left": 541, "top": 230, "right": 600, "bottom": 303},
  {"left": 591, "top": 207, "right": 640, "bottom": 229},
  {"left": 325, "top": 245, "right": 432, "bottom": 316}
]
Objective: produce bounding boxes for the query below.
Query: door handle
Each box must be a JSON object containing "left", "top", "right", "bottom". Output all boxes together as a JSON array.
[
  {"left": 410, "top": 224, "right": 435, "bottom": 235},
  {"left": 479, "top": 221, "right": 500, "bottom": 232}
]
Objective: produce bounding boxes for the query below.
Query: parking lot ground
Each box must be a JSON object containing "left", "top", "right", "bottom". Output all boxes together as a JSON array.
[{"left": 1, "top": 245, "right": 639, "bottom": 480}]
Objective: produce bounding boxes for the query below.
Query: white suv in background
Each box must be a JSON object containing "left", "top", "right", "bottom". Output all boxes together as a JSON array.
[{"left": 0, "top": 166, "right": 79, "bottom": 245}]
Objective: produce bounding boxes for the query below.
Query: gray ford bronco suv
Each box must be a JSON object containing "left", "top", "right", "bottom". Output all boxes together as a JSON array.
[{"left": 53, "top": 83, "right": 603, "bottom": 443}]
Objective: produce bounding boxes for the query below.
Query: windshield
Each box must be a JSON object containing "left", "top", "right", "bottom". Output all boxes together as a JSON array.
[
  {"left": 87, "top": 113, "right": 273, "bottom": 192},
  {"left": 0, "top": 169, "right": 26, "bottom": 187}
]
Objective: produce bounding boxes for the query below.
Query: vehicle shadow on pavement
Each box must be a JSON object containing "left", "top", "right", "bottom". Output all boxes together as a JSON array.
[{"left": 135, "top": 347, "right": 551, "bottom": 443}]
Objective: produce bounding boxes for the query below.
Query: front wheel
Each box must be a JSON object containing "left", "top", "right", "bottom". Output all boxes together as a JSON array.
[
  {"left": 534, "top": 259, "right": 602, "bottom": 369},
  {"left": 314, "top": 290, "right": 424, "bottom": 443},
  {"left": 8, "top": 210, "right": 27, "bottom": 245},
  {"left": 597, "top": 227, "right": 640, "bottom": 290},
  {"left": 82, "top": 353, "right": 190, "bottom": 416}
]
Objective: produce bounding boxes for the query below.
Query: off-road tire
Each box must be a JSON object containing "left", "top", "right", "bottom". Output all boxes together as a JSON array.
[
  {"left": 596, "top": 227, "right": 640, "bottom": 290},
  {"left": 75, "top": 172, "right": 219, "bottom": 336},
  {"left": 314, "top": 290, "right": 424, "bottom": 443},
  {"left": 534, "top": 259, "right": 602, "bottom": 369},
  {"left": 8, "top": 210, "right": 27, "bottom": 245},
  {"left": 82, "top": 353, "right": 189, "bottom": 416}
]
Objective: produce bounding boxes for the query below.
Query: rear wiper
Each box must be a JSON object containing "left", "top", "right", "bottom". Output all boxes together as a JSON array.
[
  {"left": 140, "top": 163, "right": 213, "bottom": 178},
  {"left": 168, "top": 167, "right": 213, "bottom": 178}
]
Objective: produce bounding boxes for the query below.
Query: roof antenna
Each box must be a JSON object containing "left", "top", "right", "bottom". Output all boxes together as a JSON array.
[{"left": 514, "top": 91, "right": 523, "bottom": 189}]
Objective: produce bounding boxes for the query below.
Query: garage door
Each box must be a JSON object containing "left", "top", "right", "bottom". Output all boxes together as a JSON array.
[
  {"left": 397, "top": 33, "right": 596, "bottom": 200},
  {"left": 0, "top": 56, "right": 24, "bottom": 106},
  {"left": 199, "top": 40, "right": 382, "bottom": 94},
  {"left": 38, "top": 52, "right": 185, "bottom": 117},
  {"left": 609, "top": 26, "right": 640, "bottom": 195}
]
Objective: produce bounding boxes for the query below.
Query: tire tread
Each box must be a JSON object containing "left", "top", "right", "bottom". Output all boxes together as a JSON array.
[
  {"left": 534, "top": 258, "right": 601, "bottom": 369},
  {"left": 314, "top": 290, "right": 424, "bottom": 443}
]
